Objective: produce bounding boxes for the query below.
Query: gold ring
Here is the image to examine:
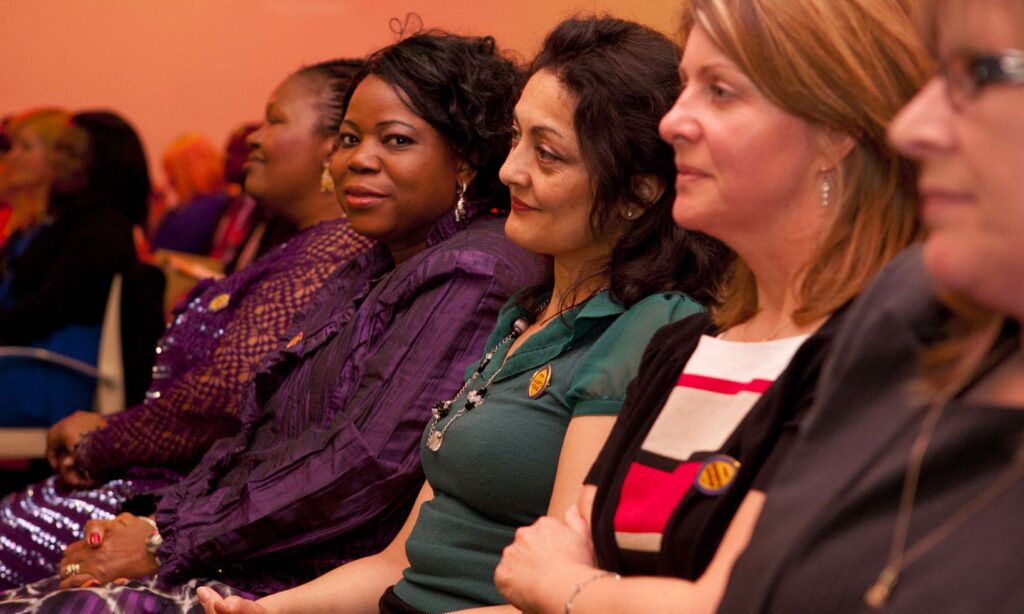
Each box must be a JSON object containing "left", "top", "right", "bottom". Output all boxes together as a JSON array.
[{"left": 63, "top": 562, "right": 80, "bottom": 578}]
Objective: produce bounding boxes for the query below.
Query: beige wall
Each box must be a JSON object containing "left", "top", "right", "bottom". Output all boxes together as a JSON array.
[{"left": 1, "top": 0, "right": 682, "bottom": 188}]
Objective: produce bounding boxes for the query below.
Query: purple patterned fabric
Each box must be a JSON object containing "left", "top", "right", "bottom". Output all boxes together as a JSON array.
[
  {"left": 0, "top": 218, "right": 372, "bottom": 591},
  {"left": 0, "top": 575, "right": 250, "bottom": 613},
  {"left": 77, "top": 217, "right": 373, "bottom": 480},
  {"left": 153, "top": 202, "right": 545, "bottom": 595}
]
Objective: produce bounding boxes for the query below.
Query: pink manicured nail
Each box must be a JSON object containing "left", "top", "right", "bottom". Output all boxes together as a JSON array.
[{"left": 81, "top": 579, "right": 100, "bottom": 588}]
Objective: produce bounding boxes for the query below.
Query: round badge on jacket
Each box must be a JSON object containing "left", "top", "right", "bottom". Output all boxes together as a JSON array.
[{"left": 693, "top": 454, "right": 741, "bottom": 495}]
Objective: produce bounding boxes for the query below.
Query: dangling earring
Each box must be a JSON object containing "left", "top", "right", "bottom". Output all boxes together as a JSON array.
[
  {"left": 454, "top": 182, "right": 467, "bottom": 223},
  {"left": 320, "top": 160, "right": 335, "bottom": 194},
  {"left": 820, "top": 174, "right": 831, "bottom": 207}
]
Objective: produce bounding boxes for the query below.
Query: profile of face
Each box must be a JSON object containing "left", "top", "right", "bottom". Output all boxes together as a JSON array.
[
  {"left": 500, "top": 70, "right": 606, "bottom": 263},
  {"left": 331, "top": 75, "right": 470, "bottom": 255},
  {"left": 888, "top": 0, "right": 1024, "bottom": 312},
  {"left": 658, "top": 24, "right": 829, "bottom": 251},
  {"left": 244, "top": 76, "right": 333, "bottom": 209},
  {"left": 49, "top": 123, "right": 91, "bottom": 195},
  {"left": 3, "top": 124, "right": 54, "bottom": 193}
]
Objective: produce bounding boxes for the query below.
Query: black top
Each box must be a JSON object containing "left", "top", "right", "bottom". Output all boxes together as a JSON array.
[
  {"left": 587, "top": 308, "right": 846, "bottom": 580},
  {"left": 0, "top": 206, "right": 137, "bottom": 345},
  {"left": 720, "top": 245, "right": 1024, "bottom": 614}
]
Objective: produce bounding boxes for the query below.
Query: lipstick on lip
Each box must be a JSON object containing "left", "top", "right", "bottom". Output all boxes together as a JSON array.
[
  {"left": 510, "top": 196, "right": 537, "bottom": 213},
  {"left": 343, "top": 185, "right": 387, "bottom": 208}
]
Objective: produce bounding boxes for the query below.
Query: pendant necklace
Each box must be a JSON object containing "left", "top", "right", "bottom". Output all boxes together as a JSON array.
[
  {"left": 426, "top": 315, "right": 530, "bottom": 452},
  {"left": 426, "top": 292, "right": 598, "bottom": 452},
  {"left": 864, "top": 336, "right": 1022, "bottom": 609}
]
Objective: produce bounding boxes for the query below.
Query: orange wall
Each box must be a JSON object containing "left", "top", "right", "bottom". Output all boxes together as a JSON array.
[{"left": 2, "top": 0, "right": 682, "bottom": 189}]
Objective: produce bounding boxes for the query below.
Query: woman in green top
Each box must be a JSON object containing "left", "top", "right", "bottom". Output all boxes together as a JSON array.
[{"left": 198, "top": 17, "right": 728, "bottom": 614}]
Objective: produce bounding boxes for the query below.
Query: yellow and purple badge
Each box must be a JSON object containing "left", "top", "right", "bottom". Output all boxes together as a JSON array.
[
  {"left": 208, "top": 293, "right": 231, "bottom": 312},
  {"left": 528, "top": 364, "right": 552, "bottom": 399},
  {"left": 693, "top": 454, "right": 741, "bottom": 495}
]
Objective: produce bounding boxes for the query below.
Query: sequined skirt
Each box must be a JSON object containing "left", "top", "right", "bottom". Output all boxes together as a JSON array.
[
  {"left": 0, "top": 477, "right": 140, "bottom": 590},
  {"left": 0, "top": 576, "right": 250, "bottom": 613}
]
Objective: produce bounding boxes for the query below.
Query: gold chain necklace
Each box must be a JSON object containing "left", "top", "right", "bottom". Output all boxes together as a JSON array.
[{"left": 864, "top": 336, "right": 1022, "bottom": 609}]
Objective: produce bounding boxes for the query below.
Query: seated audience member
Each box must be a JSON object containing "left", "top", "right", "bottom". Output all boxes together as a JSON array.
[
  {"left": 208, "top": 122, "right": 261, "bottom": 268},
  {"left": 0, "top": 111, "right": 162, "bottom": 427},
  {"left": 0, "top": 108, "right": 68, "bottom": 250},
  {"left": 0, "top": 31, "right": 546, "bottom": 611},
  {"left": 717, "top": 0, "right": 1024, "bottom": 611},
  {"left": 0, "top": 59, "right": 373, "bottom": 589},
  {"left": 151, "top": 133, "right": 232, "bottom": 256},
  {"left": 197, "top": 16, "right": 728, "bottom": 614},
  {"left": 493, "top": 1, "right": 931, "bottom": 612}
]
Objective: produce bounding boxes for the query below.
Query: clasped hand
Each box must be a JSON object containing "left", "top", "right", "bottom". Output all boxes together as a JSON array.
[
  {"left": 495, "top": 505, "right": 603, "bottom": 613},
  {"left": 58, "top": 512, "right": 159, "bottom": 589},
  {"left": 46, "top": 410, "right": 108, "bottom": 488}
]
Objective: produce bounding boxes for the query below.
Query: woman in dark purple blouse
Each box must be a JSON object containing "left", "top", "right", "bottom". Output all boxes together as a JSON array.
[
  {"left": 0, "top": 59, "right": 373, "bottom": 590},
  {"left": 0, "top": 32, "right": 545, "bottom": 612}
]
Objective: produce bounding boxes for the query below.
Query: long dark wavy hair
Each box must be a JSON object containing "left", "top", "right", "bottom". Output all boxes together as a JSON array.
[
  {"left": 51, "top": 111, "right": 151, "bottom": 227},
  {"left": 525, "top": 16, "right": 731, "bottom": 309},
  {"left": 341, "top": 32, "right": 519, "bottom": 210}
]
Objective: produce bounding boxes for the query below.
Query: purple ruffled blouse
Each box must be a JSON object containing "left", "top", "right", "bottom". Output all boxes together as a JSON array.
[{"left": 154, "top": 202, "right": 545, "bottom": 594}]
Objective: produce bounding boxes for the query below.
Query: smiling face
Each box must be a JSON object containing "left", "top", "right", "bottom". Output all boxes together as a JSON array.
[
  {"left": 658, "top": 24, "right": 827, "bottom": 255},
  {"left": 499, "top": 70, "right": 610, "bottom": 266},
  {"left": 3, "top": 124, "right": 54, "bottom": 193},
  {"left": 244, "top": 75, "right": 333, "bottom": 213},
  {"left": 888, "top": 0, "right": 1024, "bottom": 314},
  {"left": 330, "top": 74, "right": 468, "bottom": 258}
]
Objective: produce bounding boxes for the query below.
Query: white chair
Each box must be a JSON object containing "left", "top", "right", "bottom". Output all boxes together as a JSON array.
[{"left": 0, "top": 275, "right": 126, "bottom": 459}]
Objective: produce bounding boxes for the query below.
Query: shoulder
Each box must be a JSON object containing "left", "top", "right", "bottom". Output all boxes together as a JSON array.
[
  {"left": 398, "top": 216, "right": 545, "bottom": 291},
  {"left": 843, "top": 243, "right": 941, "bottom": 333},
  {"left": 821, "top": 244, "right": 947, "bottom": 385},
  {"left": 616, "top": 293, "right": 706, "bottom": 334},
  {"left": 567, "top": 294, "right": 706, "bottom": 411}
]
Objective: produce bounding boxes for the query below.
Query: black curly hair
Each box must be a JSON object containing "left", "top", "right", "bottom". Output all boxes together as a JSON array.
[
  {"left": 342, "top": 31, "right": 519, "bottom": 208},
  {"left": 294, "top": 58, "right": 365, "bottom": 137},
  {"left": 528, "top": 16, "right": 731, "bottom": 308}
]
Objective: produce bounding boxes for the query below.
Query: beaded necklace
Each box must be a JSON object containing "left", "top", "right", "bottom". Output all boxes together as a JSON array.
[{"left": 426, "top": 291, "right": 600, "bottom": 452}]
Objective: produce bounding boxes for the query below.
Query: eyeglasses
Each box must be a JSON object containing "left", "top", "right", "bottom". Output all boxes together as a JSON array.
[{"left": 942, "top": 48, "right": 1024, "bottom": 109}]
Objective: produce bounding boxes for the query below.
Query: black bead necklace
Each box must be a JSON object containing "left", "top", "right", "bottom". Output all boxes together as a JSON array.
[{"left": 426, "top": 315, "right": 531, "bottom": 452}]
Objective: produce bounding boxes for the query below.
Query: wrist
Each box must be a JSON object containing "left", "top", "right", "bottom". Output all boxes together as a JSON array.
[
  {"left": 139, "top": 516, "right": 163, "bottom": 565},
  {"left": 563, "top": 569, "right": 620, "bottom": 614}
]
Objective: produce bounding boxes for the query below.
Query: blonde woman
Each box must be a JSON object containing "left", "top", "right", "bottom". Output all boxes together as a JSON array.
[
  {"left": 0, "top": 108, "right": 68, "bottom": 248},
  {"left": 718, "top": 0, "right": 1024, "bottom": 611}
]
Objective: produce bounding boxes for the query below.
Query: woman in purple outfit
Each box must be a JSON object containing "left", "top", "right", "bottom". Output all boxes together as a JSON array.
[
  {"left": 0, "top": 32, "right": 546, "bottom": 612},
  {"left": 0, "top": 58, "right": 373, "bottom": 590}
]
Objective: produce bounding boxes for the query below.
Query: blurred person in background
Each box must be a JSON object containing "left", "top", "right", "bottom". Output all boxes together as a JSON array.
[
  {"left": 0, "top": 108, "right": 68, "bottom": 251},
  {"left": 151, "top": 133, "right": 232, "bottom": 256},
  {"left": 0, "top": 59, "right": 374, "bottom": 590},
  {"left": 0, "top": 111, "right": 162, "bottom": 427}
]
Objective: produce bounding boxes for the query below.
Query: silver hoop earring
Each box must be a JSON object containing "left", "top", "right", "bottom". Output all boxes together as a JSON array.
[
  {"left": 454, "top": 183, "right": 467, "bottom": 223},
  {"left": 821, "top": 175, "right": 831, "bottom": 207}
]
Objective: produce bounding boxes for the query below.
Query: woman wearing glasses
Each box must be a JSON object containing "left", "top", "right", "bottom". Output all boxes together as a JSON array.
[{"left": 716, "top": 0, "right": 1024, "bottom": 612}]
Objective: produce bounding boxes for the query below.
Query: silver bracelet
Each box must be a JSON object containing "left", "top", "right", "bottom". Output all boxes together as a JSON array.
[{"left": 564, "top": 571, "right": 621, "bottom": 613}]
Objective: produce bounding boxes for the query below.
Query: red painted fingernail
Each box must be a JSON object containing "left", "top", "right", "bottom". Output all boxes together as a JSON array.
[
  {"left": 88, "top": 533, "right": 101, "bottom": 546},
  {"left": 81, "top": 579, "right": 100, "bottom": 588}
]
